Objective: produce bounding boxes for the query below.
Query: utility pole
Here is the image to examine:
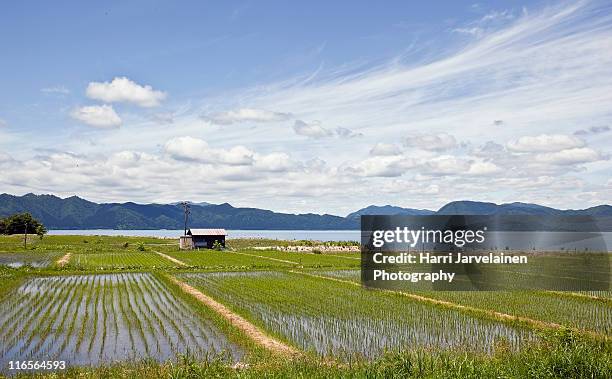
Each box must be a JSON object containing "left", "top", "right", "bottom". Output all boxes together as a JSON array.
[
  {"left": 180, "top": 202, "right": 191, "bottom": 236},
  {"left": 24, "top": 221, "right": 28, "bottom": 249}
]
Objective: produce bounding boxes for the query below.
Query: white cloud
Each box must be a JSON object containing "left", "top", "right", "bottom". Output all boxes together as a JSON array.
[
  {"left": 293, "top": 120, "right": 333, "bottom": 138},
  {"left": 480, "top": 10, "right": 514, "bottom": 22},
  {"left": 535, "top": 147, "right": 606, "bottom": 165},
  {"left": 335, "top": 127, "right": 363, "bottom": 138},
  {"left": 253, "top": 152, "right": 295, "bottom": 172},
  {"left": 86, "top": 77, "right": 166, "bottom": 107},
  {"left": 70, "top": 105, "right": 122, "bottom": 128},
  {"left": 349, "top": 155, "right": 417, "bottom": 177},
  {"left": 292, "top": 121, "right": 362, "bottom": 139},
  {"left": 453, "top": 9, "right": 513, "bottom": 37},
  {"left": 424, "top": 156, "right": 470, "bottom": 175},
  {"left": 404, "top": 133, "right": 457, "bottom": 151},
  {"left": 0, "top": 119, "right": 7, "bottom": 128},
  {"left": 108, "top": 151, "right": 156, "bottom": 168},
  {"left": 452, "top": 27, "right": 484, "bottom": 37},
  {"left": 370, "top": 143, "right": 401, "bottom": 156},
  {"left": 507, "top": 134, "right": 585, "bottom": 153},
  {"left": 466, "top": 160, "right": 502, "bottom": 175},
  {"left": 150, "top": 113, "right": 175, "bottom": 124},
  {"left": 205, "top": 108, "right": 292, "bottom": 125},
  {"left": 0, "top": 151, "right": 14, "bottom": 163},
  {"left": 164, "top": 136, "right": 254, "bottom": 166},
  {"left": 574, "top": 125, "right": 610, "bottom": 136}
]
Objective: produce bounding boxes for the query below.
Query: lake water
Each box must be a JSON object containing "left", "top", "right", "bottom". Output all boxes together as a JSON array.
[
  {"left": 47, "top": 229, "right": 612, "bottom": 250},
  {"left": 48, "top": 229, "right": 362, "bottom": 242}
]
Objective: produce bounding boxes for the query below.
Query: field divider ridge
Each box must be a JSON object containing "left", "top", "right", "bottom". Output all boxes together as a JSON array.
[
  {"left": 323, "top": 254, "right": 360, "bottom": 261},
  {"left": 56, "top": 252, "right": 72, "bottom": 267},
  {"left": 151, "top": 250, "right": 188, "bottom": 266},
  {"left": 290, "top": 270, "right": 610, "bottom": 341},
  {"left": 232, "top": 251, "right": 300, "bottom": 265},
  {"left": 167, "top": 275, "right": 301, "bottom": 357},
  {"left": 545, "top": 290, "right": 612, "bottom": 304}
]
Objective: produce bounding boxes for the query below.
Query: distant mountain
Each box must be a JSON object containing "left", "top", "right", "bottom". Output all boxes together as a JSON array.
[
  {"left": 0, "top": 194, "right": 356, "bottom": 230},
  {"left": 437, "top": 200, "right": 612, "bottom": 216},
  {"left": 0, "top": 193, "right": 609, "bottom": 230},
  {"left": 347, "top": 205, "right": 434, "bottom": 220}
]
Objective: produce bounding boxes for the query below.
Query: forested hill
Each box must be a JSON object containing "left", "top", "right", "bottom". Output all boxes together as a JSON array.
[
  {"left": 0, "top": 193, "right": 610, "bottom": 230},
  {"left": 0, "top": 193, "right": 355, "bottom": 230}
]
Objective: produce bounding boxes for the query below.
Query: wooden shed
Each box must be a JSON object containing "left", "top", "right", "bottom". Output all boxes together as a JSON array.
[{"left": 186, "top": 228, "right": 227, "bottom": 249}]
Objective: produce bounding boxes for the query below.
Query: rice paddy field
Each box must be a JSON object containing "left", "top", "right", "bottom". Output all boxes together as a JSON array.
[
  {"left": 70, "top": 251, "right": 176, "bottom": 269},
  {"left": 0, "top": 252, "right": 63, "bottom": 268},
  {"left": 0, "top": 273, "right": 244, "bottom": 366},
  {"left": 176, "top": 271, "right": 536, "bottom": 358},
  {"left": 0, "top": 234, "right": 610, "bottom": 378}
]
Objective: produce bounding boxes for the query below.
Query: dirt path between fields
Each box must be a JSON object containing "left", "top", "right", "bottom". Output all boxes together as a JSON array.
[
  {"left": 292, "top": 271, "right": 609, "bottom": 341},
  {"left": 324, "top": 254, "right": 360, "bottom": 260},
  {"left": 232, "top": 251, "right": 300, "bottom": 265},
  {"left": 56, "top": 252, "right": 71, "bottom": 267},
  {"left": 545, "top": 290, "right": 612, "bottom": 304},
  {"left": 152, "top": 250, "right": 188, "bottom": 266},
  {"left": 169, "top": 276, "right": 299, "bottom": 356}
]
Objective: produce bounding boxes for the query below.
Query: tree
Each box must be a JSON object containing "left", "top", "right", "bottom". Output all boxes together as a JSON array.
[
  {"left": 0, "top": 213, "right": 47, "bottom": 236},
  {"left": 36, "top": 224, "right": 47, "bottom": 239}
]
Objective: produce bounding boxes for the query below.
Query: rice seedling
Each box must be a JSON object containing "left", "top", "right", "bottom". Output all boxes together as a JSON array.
[
  {"left": 318, "top": 270, "right": 612, "bottom": 335},
  {"left": 160, "top": 249, "right": 294, "bottom": 269},
  {"left": 70, "top": 251, "right": 177, "bottom": 269},
  {"left": 240, "top": 249, "right": 360, "bottom": 268},
  {"left": 177, "top": 271, "right": 536, "bottom": 359},
  {"left": 0, "top": 273, "right": 244, "bottom": 373}
]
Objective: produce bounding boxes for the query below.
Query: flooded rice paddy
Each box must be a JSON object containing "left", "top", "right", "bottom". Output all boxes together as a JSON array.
[
  {"left": 178, "top": 271, "right": 536, "bottom": 359},
  {"left": 0, "top": 273, "right": 243, "bottom": 373}
]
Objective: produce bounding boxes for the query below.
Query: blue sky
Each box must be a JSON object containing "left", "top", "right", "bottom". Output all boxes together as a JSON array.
[
  {"left": 0, "top": 0, "right": 611, "bottom": 215},
  {"left": 1, "top": 1, "right": 507, "bottom": 109}
]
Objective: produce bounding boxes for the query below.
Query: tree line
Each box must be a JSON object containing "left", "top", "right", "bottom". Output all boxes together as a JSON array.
[{"left": 0, "top": 213, "right": 47, "bottom": 237}]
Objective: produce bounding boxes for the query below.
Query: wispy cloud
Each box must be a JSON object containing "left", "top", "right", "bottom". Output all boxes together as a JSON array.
[
  {"left": 204, "top": 108, "right": 292, "bottom": 125},
  {"left": 574, "top": 125, "right": 610, "bottom": 136},
  {"left": 41, "top": 86, "right": 70, "bottom": 95}
]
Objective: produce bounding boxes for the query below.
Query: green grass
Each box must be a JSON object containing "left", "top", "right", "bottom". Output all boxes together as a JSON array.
[{"left": 8, "top": 330, "right": 610, "bottom": 379}]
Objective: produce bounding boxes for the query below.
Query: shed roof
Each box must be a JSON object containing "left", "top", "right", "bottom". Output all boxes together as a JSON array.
[{"left": 187, "top": 228, "right": 227, "bottom": 236}]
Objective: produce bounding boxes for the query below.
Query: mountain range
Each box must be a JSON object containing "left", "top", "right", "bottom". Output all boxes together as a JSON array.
[{"left": 0, "top": 193, "right": 610, "bottom": 230}]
